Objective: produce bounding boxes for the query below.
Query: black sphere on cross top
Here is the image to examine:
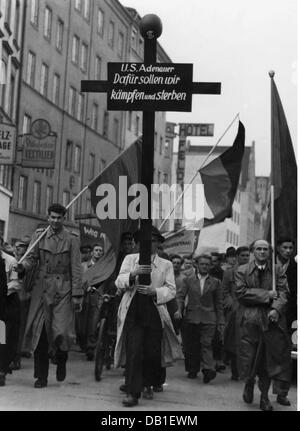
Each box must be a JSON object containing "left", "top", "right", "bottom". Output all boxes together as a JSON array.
[{"left": 139, "top": 14, "right": 163, "bottom": 40}]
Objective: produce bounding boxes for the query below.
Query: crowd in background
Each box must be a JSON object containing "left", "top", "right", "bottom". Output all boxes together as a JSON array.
[{"left": 0, "top": 215, "right": 297, "bottom": 411}]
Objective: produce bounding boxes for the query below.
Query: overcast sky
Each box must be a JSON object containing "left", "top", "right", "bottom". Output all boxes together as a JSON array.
[{"left": 121, "top": 0, "right": 297, "bottom": 176}]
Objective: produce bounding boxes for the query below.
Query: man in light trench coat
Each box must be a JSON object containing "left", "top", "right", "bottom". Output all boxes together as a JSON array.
[
  {"left": 16, "top": 203, "right": 83, "bottom": 388},
  {"left": 114, "top": 226, "right": 182, "bottom": 407}
]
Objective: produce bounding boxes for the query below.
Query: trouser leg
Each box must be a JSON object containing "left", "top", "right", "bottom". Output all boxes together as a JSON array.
[
  {"left": 257, "top": 342, "right": 271, "bottom": 398},
  {"left": 0, "top": 293, "right": 20, "bottom": 374},
  {"left": 86, "top": 291, "right": 101, "bottom": 354},
  {"left": 200, "top": 324, "right": 215, "bottom": 371},
  {"left": 124, "top": 322, "right": 143, "bottom": 398},
  {"left": 143, "top": 326, "right": 162, "bottom": 388},
  {"left": 183, "top": 322, "right": 201, "bottom": 373},
  {"left": 34, "top": 324, "right": 49, "bottom": 381}
]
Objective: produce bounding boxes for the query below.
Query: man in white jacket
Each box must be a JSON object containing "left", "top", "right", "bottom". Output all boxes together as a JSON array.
[{"left": 114, "top": 226, "right": 180, "bottom": 407}]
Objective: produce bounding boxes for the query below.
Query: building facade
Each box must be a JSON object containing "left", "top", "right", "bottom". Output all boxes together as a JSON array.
[
  {"left": 7, "top": 0, "right": 174, "bottom": 242},
  {"left": 0, "top": 0, "right": 25, "bottom": 240}
]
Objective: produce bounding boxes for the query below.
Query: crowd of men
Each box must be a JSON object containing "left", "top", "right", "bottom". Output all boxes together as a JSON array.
[{"left": 0, "top": 203, "right": 297, "bottom": 411}]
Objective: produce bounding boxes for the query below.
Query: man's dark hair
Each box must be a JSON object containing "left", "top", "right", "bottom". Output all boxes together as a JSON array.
[
  {"left": 48, "top": 203, "right": 67, "bottom": 215},
  {"left": 121, "top": 232, "right": 133, "bottom": 242},
  {"left": 170, "top": 254, "right": 183, "bottom": 263},
  {"left": 183, "top": 254, "right": 194, "bottom": 261},
  {"left": 276, "top": 237, "right": 295, "bottom": 247},
  {"left": 211, "top": 252, "right": 221, "bottom": 260},
  {"left": 226, "top": 247, "right": 236, "bottom": 257},
  {"left": 195, "top": 254, "right": 212, "bottom": 262},
  {"left": 236, "top": 246, "right": 250, "bottom": 255},
  {"left": 91, "top": 243, "right": 103, "bottom": 250}
]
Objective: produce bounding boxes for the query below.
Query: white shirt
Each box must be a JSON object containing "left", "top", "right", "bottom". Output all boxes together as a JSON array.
[{"left": 197, "top": 273, "right": 208, "bottom": 296}]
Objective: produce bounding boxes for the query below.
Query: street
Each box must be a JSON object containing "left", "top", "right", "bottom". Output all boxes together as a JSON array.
[{"left": 0, "top": 346, "right": 297, "bottom": 412}]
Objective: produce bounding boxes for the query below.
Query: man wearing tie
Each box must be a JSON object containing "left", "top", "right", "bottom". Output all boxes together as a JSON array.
[
  {"left": 177, "top": 254, "right": 224, "bottom": 384},
  {"left": 235, "top": 239, "right": 290, "bottom": 411}
]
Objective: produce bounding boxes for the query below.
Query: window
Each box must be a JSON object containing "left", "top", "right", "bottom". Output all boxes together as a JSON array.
[
  {"left": 127, "top": 112, "right": 132, "bottom": 131},
  {"left": 77, "top": 93, "right": 84, "bottom": 121},
  {"left": 74, "top": 145, "right": 81, "bottom": 173},
  {"left": 163, "top": 173, "right": 168, "bottom": 184},
  {"left": 17, "top": 175, "right": 28, "bottom": 210},
  {"left": 108, "top": 21, "right": 114, "bottom": 48},
  {"left": 157, "top": 170, "right": 161, "bottom": 185},
  {"left": 139, "top": 38, "right": 143, "bottom": 55},
  {"left": 5, "top": 0, "right": 11, "bottom": 25},
  {"left": 75, "top": 0, "right": 82, "bottom": 12},
  {"left": 68, "top": 86, "right": 76, "bottom": 116},
  {"left": 88, "top": 153, "right": 95, "bottom": 181},
  {"left": 56, "top": 19, "right": 64, "bottom": 51},
  {"left": 135, "top": 115, "right": 140, "bottom": 136},
  {"left": 0, "top": 60, "right": 7, "bottom": 109},
  {"left": 46, "top": 185, "right": 53, "bottom": 209},
  {"left": 164, "top": 140, "right": 170, "bottom": 157},
  {"left": 95, "top": 56, "right": 101, "bottom": 80},
  {"left": 32, "top": 181, "right": 41, "bottom": 214},
  {"left": 91, "top": 103, "right": 98, "bottom": 130},
  {"left": 0, "top": 165, "right": 11, "bottom": 189},
  {"left": 118, "top": 32, "right": 124, "bottom": 57},
  {"left": 65, "top": 140, "right": 73, "bottom": 170},
  {"left": 86, "top": 195, "right": 91, "bottom": 214},
  {"left": 23, "top": 113, "right": 32, "bottom": 134},
  {"left": 44, "top": 6, "right": 52, "bottom": 40},
  {"left": 52, "top": 73, "right": 60, "bottom": 105},
  {"left": 40, "top": 63, "right": 49, "bottom": 96},
  {"left": 97, "top": 9, "right": 104, "bottom": 36},
  {"left": 26, "top": 51, "right": 36, "bottom": 86},
  {"left": 80, "top": 42, "right": 88, "bottom": 71},
  {"left": 103, "top": 111, "right": 109, "bottom": 137},
  {"left": 9, "top": 74, "right": 15, "bottom": 118},
  {"left": 83, "top": 0, "right": 90, "bottom": 20},
  {"left": 62, "top": 191, "right": 70, "bottom": 220},
  {"left": 159, "top": 136, "right": 163, "bottom": 155},
  {"left": 131, "top": 28, "right": 137, "bottom": 49},
  {"left": 72, "top": 35, "right": 79, "bottom": 64},
  {"left": 0, "top": 220, "right": 5, "bottom": 239},
  {"left": 14, "top": 0, "right": 21, "bottom": 43},
  {"left": 154, "top": 131, "right": 157, "bottom": 150},
  {"left": 30, "top": 0, "right": 39, "bottom": 27},
  {"left": 113, "top": 118, "right": 119, "bottom": 145}
]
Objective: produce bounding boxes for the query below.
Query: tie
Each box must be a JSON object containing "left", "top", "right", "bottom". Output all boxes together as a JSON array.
[{"left": 257, "top": 267, "right": 264, "bottom": 287}]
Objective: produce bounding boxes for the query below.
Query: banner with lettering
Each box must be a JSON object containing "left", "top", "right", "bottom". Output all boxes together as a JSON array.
[
  {"left": 79, "top": 223, "right": 105, "bottom": 249},
  {"left": 0, "top": 123, "right": 16, "bottom": 165}
]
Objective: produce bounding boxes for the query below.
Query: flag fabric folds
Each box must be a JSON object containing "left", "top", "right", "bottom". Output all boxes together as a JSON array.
[
  {"left": 88, "top": 136, "right": 142, "bottom": 253},
  {"left": 199, "top": 121, "right": 245, "bottom": 226},
  {"left": 267, "top": 78, "right": 297, "bottom": 241}
]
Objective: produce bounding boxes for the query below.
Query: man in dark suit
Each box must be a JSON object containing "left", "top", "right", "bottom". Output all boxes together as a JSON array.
[
  {"left": 272, "top": 237, "right": 297, "bottom": 406},
  {"left": 177, "top": 254, "right": 224, "bottom": 384}
]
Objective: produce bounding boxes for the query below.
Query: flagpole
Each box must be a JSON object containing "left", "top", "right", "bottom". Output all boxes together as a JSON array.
[
  {"left": 159, "top": 112, "right": 240, "bottom": 231},
  {"left": 269, "top": 70, "right": 276, "bottom": 292}
]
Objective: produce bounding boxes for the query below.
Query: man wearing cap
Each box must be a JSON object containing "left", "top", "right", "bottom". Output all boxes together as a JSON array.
[
  {"left": 115, "top": 226, "right": 182, "bottom": 407},
  {"left": 235, "top": 239, "right": 290, "bottom": 411},
  {"left": 16, "top": 203, "right": 83, "bottom": 388}
]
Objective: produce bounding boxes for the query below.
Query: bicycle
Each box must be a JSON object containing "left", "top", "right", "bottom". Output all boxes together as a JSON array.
[{"left": 94, "top": 290, "right": 117, "bottom": 381}]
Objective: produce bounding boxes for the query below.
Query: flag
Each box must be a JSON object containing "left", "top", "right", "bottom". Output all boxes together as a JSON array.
[
  {"left": 199, "top": 121, "right": 245, "bottom": 226},
  {"left": 82, "top": 246, "right": 117, "bottom": 287},
  {"left": 266, "top": 78, "right": 297, "bottom": 241},
  {"left": 89, "top": 136, "right": 142, "bottom": 253}
]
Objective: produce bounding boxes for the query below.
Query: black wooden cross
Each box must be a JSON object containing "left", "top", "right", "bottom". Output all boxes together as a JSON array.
[{"left": 81, "top": 14, "right": 221, "bottom": 286}]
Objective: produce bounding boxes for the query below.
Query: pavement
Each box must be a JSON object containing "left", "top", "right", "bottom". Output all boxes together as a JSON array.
[{"left": 0, "top": 347, "right": 297, "bottom": 411}]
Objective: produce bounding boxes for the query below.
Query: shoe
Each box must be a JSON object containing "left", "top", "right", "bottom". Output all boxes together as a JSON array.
[
  {"left": 203, "top": 369, "right": 217, "bottom": 384},
  {"left": 56, "top": 360, "right": 66, "bottom": 382},
  {"left": 187, "top": 372, "right": 197, "bottom": 379},
  {"left": 122, "top": 394, "right": 138, "bottom": 407},
  {"left": 231, "top": 374, "right": 240, "bottom": 381},
  {"left": 86, "top": 351, "right": 94, "bottom": 361},
  {"left": 243, "top": 380, "right": 255, "bottom": 404},
  {"left": 120, "top": 384, "right": 128, "bottom": 393},
  {"left": 153, "top": 385, "right": 163, "bottom": 392},
  {"left": 215, "top": 364, "right": 226, "bottom": 372},
  {"left": 0, "top": 373, "right": 6, "bottom": 387},
  {"left": 260, "top": 396, "right": 273, "bottom": 411},
  {"left": 34, "top": 379, "right": 48, "bottom": 388},
  {"left": 9, "top": 360, "right": 21, "bottom": 371},
  {"left": 143, "top": 386, "right": 154, "bottom": 400},
  {"left": 276, "top": 395, "right": 291, "bottom": 406}
]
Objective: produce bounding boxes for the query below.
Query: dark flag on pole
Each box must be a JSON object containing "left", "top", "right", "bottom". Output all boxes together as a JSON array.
[
  {"left": 265, "top": 78, "right": 297, "bottom": 241},
  {"left": 88, "top": 137, "right": 142, "bottom": 253},
  {"left": 199, "top": 121, "right": 245, "bottom": 226}
]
